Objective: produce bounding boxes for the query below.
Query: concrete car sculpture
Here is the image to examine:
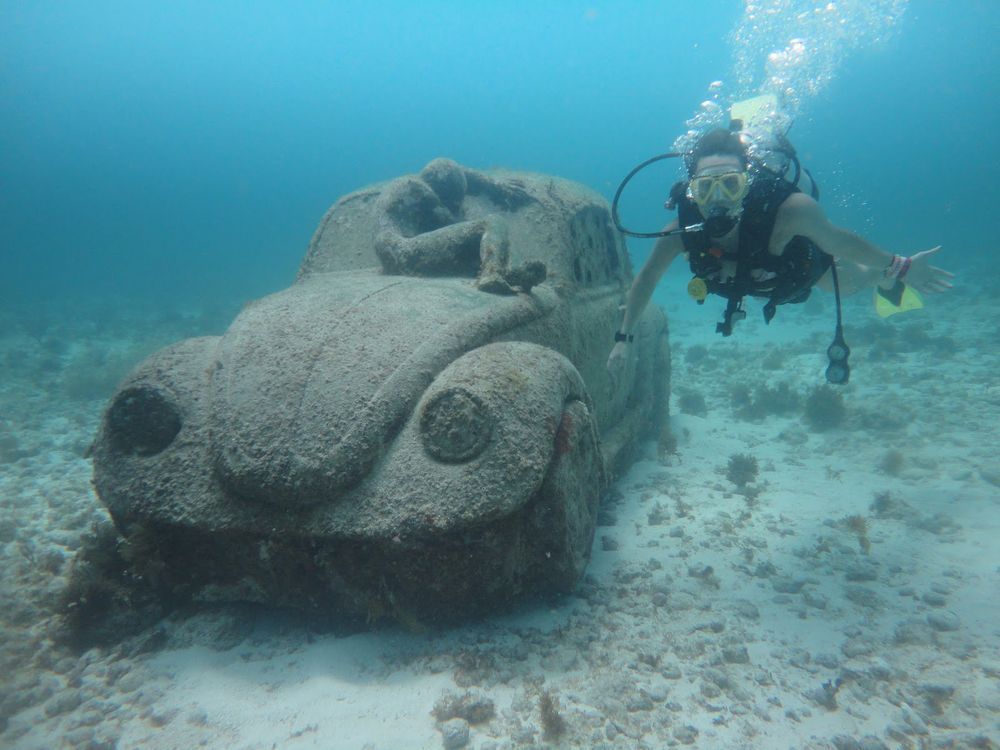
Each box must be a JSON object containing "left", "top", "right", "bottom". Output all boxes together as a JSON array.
[{"left": 89, "top": 158, "right": 670, "bottom": 627}]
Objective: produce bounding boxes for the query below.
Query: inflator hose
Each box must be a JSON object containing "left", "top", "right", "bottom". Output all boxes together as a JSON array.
[{"left": 610, "top": 152, "right": 681, "bottom": 238}]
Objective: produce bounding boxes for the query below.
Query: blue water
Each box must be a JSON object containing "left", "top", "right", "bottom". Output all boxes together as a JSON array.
[
  {"left": 1, "top": 1, "right": 997, "bottom": 309},
  {"left": 2, "top": 7, "right": 999, "bottom": 746}
]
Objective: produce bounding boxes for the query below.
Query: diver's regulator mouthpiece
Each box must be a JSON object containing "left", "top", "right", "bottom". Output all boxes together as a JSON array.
[
  {"left": 701, "top": 210, "right": 741, "bottom": 238},
  {"left": 659, "top": 219, "right": 734, "bottom": 238}
]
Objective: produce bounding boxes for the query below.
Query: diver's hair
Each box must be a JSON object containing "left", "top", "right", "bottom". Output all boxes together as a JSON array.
[{"left": 685, "top": 128, "right": 748, "bottom": 176}]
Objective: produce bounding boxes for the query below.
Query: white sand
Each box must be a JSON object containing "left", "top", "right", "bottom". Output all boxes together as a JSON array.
[{"left": 1, "top": 286, "right": 998, "bottom": 749}]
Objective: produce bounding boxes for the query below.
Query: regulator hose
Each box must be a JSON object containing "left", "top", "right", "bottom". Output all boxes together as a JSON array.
[{"left": 610, "top": 152, "right": 681, "bottom": 238}]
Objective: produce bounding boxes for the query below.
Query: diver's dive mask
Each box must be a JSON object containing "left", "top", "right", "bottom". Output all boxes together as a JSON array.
[
  {"left": 688, "top": 168, "right": 749, "bottom": 237},
  {"left": 689, "top": 169, "right": 749, "bottom": 204}
]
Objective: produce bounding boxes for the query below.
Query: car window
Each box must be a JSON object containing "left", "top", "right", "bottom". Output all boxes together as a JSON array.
[{"left": 569, "top": 206, "right": 624, "bottom": 287}]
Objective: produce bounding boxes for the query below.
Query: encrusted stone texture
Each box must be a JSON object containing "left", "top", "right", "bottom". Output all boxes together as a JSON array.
[{"left": 91, "top": 158, "right": 670, "bottom": 625}]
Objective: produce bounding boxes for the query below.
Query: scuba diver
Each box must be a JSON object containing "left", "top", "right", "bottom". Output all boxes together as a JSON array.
[{"left": 606, "top": 106, "right": 953, "bottom": 385}]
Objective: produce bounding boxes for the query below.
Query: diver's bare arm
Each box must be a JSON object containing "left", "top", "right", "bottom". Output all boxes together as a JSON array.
[
  {"left": 779, "top": 194, "right": 953, "bottom": 293},
  {"left": 618, "top": 225, "right": 684, "bottom": 335},
  {"left": 777, "top": 194, "right": 889, "bottom": 282}
]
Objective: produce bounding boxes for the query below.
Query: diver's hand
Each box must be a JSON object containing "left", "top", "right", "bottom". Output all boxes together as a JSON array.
[
  {"left": 606, "top": 341, "right": 628, "bottom": 387},
  {"left": 906, "top": 246, "right": 953, "bottom": 293}
]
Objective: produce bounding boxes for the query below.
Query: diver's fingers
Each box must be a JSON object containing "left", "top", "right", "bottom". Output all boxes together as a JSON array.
[
  {"left": 929, "top": 269, "right": 955, "bottom": 289},
  {"left": 607, "top": 350, "right": 627, "bottom": 387},
  {"left": 918, "top": 245, "right": 943, "bottom": 258},
  {"left": 915, "top": 278, "right": 951, "bottom": 293}
]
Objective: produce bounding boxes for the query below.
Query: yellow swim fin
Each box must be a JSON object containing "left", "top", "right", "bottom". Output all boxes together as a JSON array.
[
  {"left": 875, "top": 280, "right": 924, "bottom": 318},
  {"left": 730, "top": 94, "right": 778, "bottom": 131}
]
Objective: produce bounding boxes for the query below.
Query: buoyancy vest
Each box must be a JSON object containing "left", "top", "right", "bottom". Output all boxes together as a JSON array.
[{"left": 676, "top": 173, "right": 833, "bottom": 336}]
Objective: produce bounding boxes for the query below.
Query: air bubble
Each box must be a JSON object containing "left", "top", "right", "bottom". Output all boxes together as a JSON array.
[{"left": 675, "top": 0, "right": 909, "bottom": 148}]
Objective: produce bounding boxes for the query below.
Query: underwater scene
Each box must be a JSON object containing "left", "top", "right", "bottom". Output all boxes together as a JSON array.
[{"left": 1, "top": 1, "right": 998, "bottom": 748}]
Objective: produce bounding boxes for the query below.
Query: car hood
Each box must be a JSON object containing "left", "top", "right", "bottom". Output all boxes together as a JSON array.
[{"left": 209, "top": 271, "right": 557, "bottom": 506}]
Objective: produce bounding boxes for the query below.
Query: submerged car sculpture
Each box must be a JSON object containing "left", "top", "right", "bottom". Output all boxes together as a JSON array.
[{"left": 90, "top": 158, "right": 669, "bottom": 626}]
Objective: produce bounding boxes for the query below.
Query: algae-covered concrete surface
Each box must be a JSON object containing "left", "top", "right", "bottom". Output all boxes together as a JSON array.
[
  {"left": 86, "top": 161, "right": 669, "bottom": 626},
  {"left": 2, "top": 183, "right": 998, "bottom": 747},
  {"left": 2, "top": 274, "right": 998, "bottom": 747}
]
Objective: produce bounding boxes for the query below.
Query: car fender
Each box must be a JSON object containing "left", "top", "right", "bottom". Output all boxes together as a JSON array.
[{"left": 329, "top": 340, "right": 595, "bottom": 538}]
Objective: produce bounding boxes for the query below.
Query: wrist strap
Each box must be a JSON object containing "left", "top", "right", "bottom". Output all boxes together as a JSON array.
[
  {"left": 614, "top": 331, "right": 634, "bottom": 343},
  {"left": 884, "top": 254, "right": 911, "bottom": 281},
  {"left": 899, "top": 256, "right": 912, "bottom": 280}
]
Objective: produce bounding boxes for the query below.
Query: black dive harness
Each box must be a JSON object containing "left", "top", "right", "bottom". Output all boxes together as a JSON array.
[
  {"left": 610, "top": 149, "right": 851, "bottom": 385},
  {"left": 676, "top": 175, "right": 830, "bottom": 335}
]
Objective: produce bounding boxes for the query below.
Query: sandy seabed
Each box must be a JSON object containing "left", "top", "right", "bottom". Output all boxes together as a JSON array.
[{"left": 1, "top": 282, "right": 998, "bottom": 750}]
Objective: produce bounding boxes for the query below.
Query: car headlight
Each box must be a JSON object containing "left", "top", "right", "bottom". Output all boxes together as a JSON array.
[
  {"left": 419, "top": 386, "right": 493, "bottom": 463},
  {"left": 106, "top": 385, "right": 182, "bottom": 456}
]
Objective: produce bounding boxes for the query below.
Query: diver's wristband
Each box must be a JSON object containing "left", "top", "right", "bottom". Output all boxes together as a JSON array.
[
  {"left": 614, "top": 331, "right": 634, "bottom": 343},
  {"left": 884, "top": 254, "right": 911, "bottom": 280},
  {"left": 898, "top": 256, "right": 912, "bottom": 280}
]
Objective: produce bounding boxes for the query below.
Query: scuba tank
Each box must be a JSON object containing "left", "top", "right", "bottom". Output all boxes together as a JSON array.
[
  {"left": 740, "top": 128, "right": 819, "bottom": 201},
  {"left": 730, "top": 93, "right": 818, "bottom": 200}
]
